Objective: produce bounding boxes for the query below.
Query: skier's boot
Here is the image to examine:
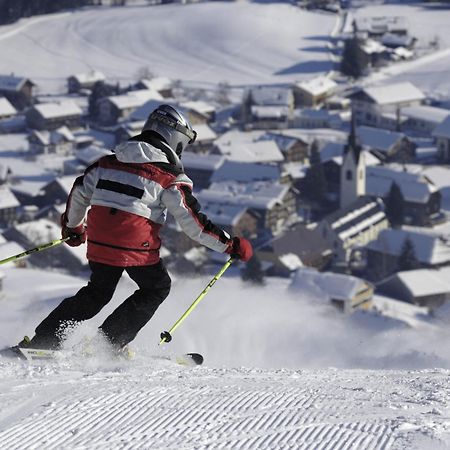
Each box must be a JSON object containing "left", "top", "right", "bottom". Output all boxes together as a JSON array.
[{"left": 0, "top": 335, "right": 31, "bottom": 359}]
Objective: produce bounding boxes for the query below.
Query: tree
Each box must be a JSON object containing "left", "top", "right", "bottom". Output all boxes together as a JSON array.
[
  {"left": 340, "top": 35, "right": 368, "bottom": 79},
  {"left": 397, "top": 237, "right": 420, "bottom": 272},
  {"left": 302, "top": 140, "right": 327, "bottom": 204},
  {"left": 384, "top": 182, "right": 404, "bottom": 228},
  {"left": 241, "top": 255, "right": 265, "bottom": 285}
]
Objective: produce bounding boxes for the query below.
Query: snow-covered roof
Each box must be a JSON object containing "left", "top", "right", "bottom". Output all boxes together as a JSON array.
[
  {"left": 357, "top": 125, "right": 404, "bottom": 152},
  {"left": 69, "top": 70, "right": 105, "bottom": 85},
  {"left": 211, "top": 160, "right": 281, "bottom": 183},
  {"left": 130, "top": 99, "right": 166, "bottom": 121},
  {"left": 320, "top": 142, "right": 381, "bottom": 166},
  {"left": 278, "top": 253, "right": 303, "bottom": 271},
  {"left": 295, "top": 76, "right": 337, "bottom": 97},
  {"left": 355, "top": 16, "right": 408, "bottom": 35},
  {"left": 432, "top": 115, "right": 450, "bottom": 139},
  {"left": 366, "top": 229, "right": 450, "bottom": 265},
  {"left": 137, "top": 77, "right": 172, "bottom": 92},
  {"left": 0, "top": 97, "right": 17, "bottom": 117},
  {"left": 0, "top": 187, "right": 20, "bottom": 209},
  {"left": 248, "top": 86, "right": 293, "bottom": 106},
  {"left": 381, "top": 33, "right": 415, "bottom": 48},
  {"left": 193, "top": 123, "right": 217, "bottom": 142},
  {"left": 361, "top": 82, "right": 425, "bottom": 106},
  {"left": 197, "top": 181, "right": 290, "bottom": 210},
  {"left": 293, "top": 108, "right": 336, "bottom": 120},
  {"left": 0, "top": 75, "right": 34, "bottom": 92},
  {"left": 251, "top": 105, "right": 289, "bottom": 119},
  {"left": 108, "top": 89, "right": 163, "bottom": 110},
  {"left": 181, "top": 100, "right": 216, "bottom": 116},
  {"left": 360, "top": 39, "right": 387, "bottom": 55},
  {"left": 30, "top": 126, "right": 75, "bottom": 145},
  {"left": 402, "top": 105, "right": 450, "bottom": 125},
  {"left": 0, "top": 241, "right": 26, "bottom": 266},
  {"left": 34, "top": 101, "right": 82, "bottom": 119},
  {"left": 53, "top": 175, "right": 78, "bottom": 195},
  {"left": 202, "top": 203, "right": 248, "bottom": 227},
  {"left": 366, "top": 165, "right": 437, "bottom": 204},
  {"left": 182, "top": 152, "right": 224, "bottom": 171},
  {"left": 215, "top": 140, "right": 284, "bottom": 163},
  {"left": 290, "top": 267, "right": 371, "bottom": 301},
  {"left": 76, "top": 146, "right": 111, "bottom": 165}
]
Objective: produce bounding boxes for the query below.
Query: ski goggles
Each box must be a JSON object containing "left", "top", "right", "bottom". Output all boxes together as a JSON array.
[{"left": 150, "top": 110, "right": 197, "bottom": 144}]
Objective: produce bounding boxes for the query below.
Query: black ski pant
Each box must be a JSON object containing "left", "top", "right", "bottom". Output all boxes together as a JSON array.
[{"left": 32, "top": 260, "right": 171, "bottom": 349}]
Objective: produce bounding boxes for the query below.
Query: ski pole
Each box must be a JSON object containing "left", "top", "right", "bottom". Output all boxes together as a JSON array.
[
  {"left": 0, "top": 237, "right": 71, "bottom": 266},
  {"left": 160, "top": 257, "right": 234, "bottom": 345}
]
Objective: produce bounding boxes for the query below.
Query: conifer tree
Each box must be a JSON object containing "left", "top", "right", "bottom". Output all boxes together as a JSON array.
[
  {"left": 385, "top": 182, "right": 404, "bottom": 228},
  {"left": 241, "top": 255, "right": 265, "bottom": 285},
  {"left": 303, "top": 140, "right": 327, "bottom": 203},
  {"left": 397, "top": 237, "right": 420, "bottom": 272}
]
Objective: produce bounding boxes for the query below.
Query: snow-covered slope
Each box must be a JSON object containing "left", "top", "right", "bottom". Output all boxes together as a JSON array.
[{"left": 0, "top": 3, "right": 337, "bottom": 93}]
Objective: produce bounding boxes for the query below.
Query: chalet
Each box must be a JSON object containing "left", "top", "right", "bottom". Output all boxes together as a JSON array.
[
  {"left": 213, "top": 140, "right": 284, "bottom": 164},
  {"left": 63, "top": 146, "right": 112, "bottom": 175},
  {"left": 376, "top": 267, "right": 450, "bottom": 309},
  {"left": 433, "top": 115, "right": 450, "bottom": 162},
  {"left": 28, "top": 126, "right": 75, "bottom": 155},
  {"left": 180, "top": 101, "right": 216, "bottom": 124},
  {"left": 67, "top": 70, "right": 106, "bottom": 94},
  {"left": 188, "top": 123, "right": 217, "bottom": 153},
  {"left": 97, "top": 90, "right": 163, "bottom": 125},
  {"left": 134, "top": 77, "right": 173, "bottom": 98},
  {"left": 317, "top": 196, "right": 388, "bottom": 267},
  {"left": 0, "top": 187, "right": 20, "bottom": 226},
  {"left": 366, "top": 229, "right": 450, "bottom": 281},
  {"left": 402, "top": 105, "right": 450, "bottom": 136},
  {"left": 290, "top": 267, "right": 374, "bottom": 313},
  {"left": 357, "top": 125, "right": 416, "bottom": 162},
  {"left": 258, "top": 223, "right": 332, "bottom": 272},
  {"left": 197, "top": 181, "right": 297, "bottom": 235},
  {"left": 26, "top": 101, "right": 83, "bottom": 131},
  {"left": 350, "top": 82, "right": 425, "bottom": 130},
  {"left": 264, "top": 132, "right": 309, "bottom": 163},
  {"left": 0, "top": 75, "right": 35, "bottom": 110},
  {"left": 366, "top": 165, "right": 442, "bottom": 226},
  {"left": 242, "top": 86, "right": 294, "bottom": 130},
  {"left": 291, "top": 108, "right": 341, "bottom": 129},
  {"left": 0, "top": 97, "right": 17, "bottom": 119},
  {"left": 293, "top": 76, "right": 337, "bottom": 107},
  {"left": 41, "top": 176, "right": 77, "bottom": 206},
  {"left": 182, "top": 152, "right": 225, "bottom": 190}
]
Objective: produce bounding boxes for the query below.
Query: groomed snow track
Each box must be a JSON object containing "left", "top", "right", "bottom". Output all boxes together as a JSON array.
[{"left": 0, "top": 358, "right": 449, "bottom": 449}]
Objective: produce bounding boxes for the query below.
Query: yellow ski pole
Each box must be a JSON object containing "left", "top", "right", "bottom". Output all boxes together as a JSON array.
[
  {"left": 0, "top": 237, "right": 71, "bottom": 266},
  {"left": 160, "top": 257, "right": 234, "bottom": 345}
]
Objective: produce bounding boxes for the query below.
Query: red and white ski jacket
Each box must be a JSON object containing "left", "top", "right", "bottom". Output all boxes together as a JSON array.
[{"left": 64, "top": 133, "right": 231, "bottom": 267}]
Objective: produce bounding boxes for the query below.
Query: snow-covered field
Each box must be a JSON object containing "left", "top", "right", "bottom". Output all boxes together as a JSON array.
[{"left": 0, "top": 2, "right": 337, "bottom": 93}]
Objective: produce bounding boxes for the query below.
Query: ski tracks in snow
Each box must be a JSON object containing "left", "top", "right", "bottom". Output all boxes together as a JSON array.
[{"left": 0, "top": 359, "right": 449, "bottom": 449}]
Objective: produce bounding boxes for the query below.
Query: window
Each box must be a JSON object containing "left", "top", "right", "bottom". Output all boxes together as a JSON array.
[{"left": 346, "top": 170, "right": 353, "bottom": 180}]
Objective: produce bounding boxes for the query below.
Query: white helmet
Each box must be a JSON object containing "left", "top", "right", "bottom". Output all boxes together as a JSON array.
[{"left": 142, "top": 104, "right": 197, "bottom": 156}]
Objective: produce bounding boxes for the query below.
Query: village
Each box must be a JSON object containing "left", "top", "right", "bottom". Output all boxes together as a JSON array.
[{"left": 0, "top": 0, "right": 449, "bottom": 327}]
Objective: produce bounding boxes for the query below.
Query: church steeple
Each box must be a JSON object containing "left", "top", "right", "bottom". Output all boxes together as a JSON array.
[{"left": 344, "top": 113, "right": 362, "bottom": 164}]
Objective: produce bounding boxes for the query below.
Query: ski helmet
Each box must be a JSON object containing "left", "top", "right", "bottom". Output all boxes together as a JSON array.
[{"left": 142, "top": 104, "right": 197, "bottom": 156}]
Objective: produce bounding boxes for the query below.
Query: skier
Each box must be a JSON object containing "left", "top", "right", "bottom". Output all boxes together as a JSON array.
[{"left": 15, "top": 104, "right": 253, "bottom": 354}]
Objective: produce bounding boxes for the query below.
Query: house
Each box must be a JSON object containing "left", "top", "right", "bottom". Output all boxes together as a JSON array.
[
  {"left": 0, "top": 97, "right": 17, "bottom": 119},
  {"left": 350, "top": 82, "right": 425, "bottom": 130},
  {"left": 241, "top": 86, "right": 294, "bottom": 129},
  {"left": 67, "top": 70, "right": 106, "bottom": 94},
  {"left": 433, "top": 115, "right": 450, "bottom": 162},
  {"left": 366, "top": 164, "right": 442, "bottom": 226},
  {"left": 63, "top": 145, "right": 112, "bottom": 175},
  {"left": 258, "top": 223, "right": 332, "bottom": 272},
  {"left": 97, "top": 90, "right": 163, "bottom": 125},
  {"left": 2, "top": 219, "right": 87, "bottom": 273},
  {"left": 214, "top": 139, "right": 284, "bottom": 164},
  {"left": 134, "top": 77, "right": 173, "bottom": 98},
  {"left": 291, "top": 108, "right": 342, "bottom": 129},
  {"left": 0, "top": 75, "right": 35, "bottom": 110},
  {"left": 182, "top": 152, "right": 225, "bottom": 190},
  {"left": 402, "top": 105, "right": 450, "bottom": 136},
  {"left": 0, "top": 187, "right": 20, "bottom": 226},
  {"left": 196, "top": 181, "right": 297, "bottom": 235},
  {"left": 354, "top": 16, "right": 408, "bottom": 37},
  {"left": 376, "top": 267, "right": 450, "bottom": 309},
  {"left": 317, "top": 196, "right": 389, "bottom": 267},
  {"left": 114, "top": 121, "right": 145, "bottom": 145},
  {"left": 28, "top": 126, "right": 75, "bottom": 155},
  {"left": 263, "top": 132, "right": 309, "bottom": 163},
  {"left": 180, "top": 101, "right": 216, "bottom": 124},
  {"left": 188, "top": 123, "right": 217, "bottom": 153},
  {"left": 290, "top": 267, "right": 374, "bottom": 313},
  {"left": 26, "top": 101, "right": 83, "bottom": 131},
  {"left": 366, "top": 229, "right": 450, "bottom": 281},
  {"left": 357, "top": 125, "right": 416, "bottom": 162},
  {"left": 293, "top": 76, "right": 337, "bottom": 107},
  {"left": 41, "top": 176, "right": 77, "bottom": 206}
]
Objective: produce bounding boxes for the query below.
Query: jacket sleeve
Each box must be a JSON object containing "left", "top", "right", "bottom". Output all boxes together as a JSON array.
[
  {"left": 64, "top": 164, "right": 98, "bottom": 228},
  {"left": 161, "top": 180, "right": 231, "bottom": 253}
]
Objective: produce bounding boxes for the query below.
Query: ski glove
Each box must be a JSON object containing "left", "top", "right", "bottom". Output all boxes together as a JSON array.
[
  {"left": 61, "top": 213, "right": 86, "bottom": 247},
  {"left": 226, "top": 237, "right": 253, "bottom": 262}
]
